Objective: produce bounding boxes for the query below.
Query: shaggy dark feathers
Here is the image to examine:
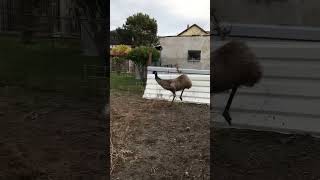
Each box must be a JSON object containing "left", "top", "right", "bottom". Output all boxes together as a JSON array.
[{"left": 212, "top": 40, "right": 262, "bottom": 93}]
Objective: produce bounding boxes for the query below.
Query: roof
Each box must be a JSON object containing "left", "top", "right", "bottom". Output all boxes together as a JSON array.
[
  {"left": 177, "top": 24, "right": 209, "bottom": 36},
  {"left": 158, "top": 34, "right": 210, "bottom": 38},
  {"left": 212, "top": 23, "right": 320, "bottom": 41}
]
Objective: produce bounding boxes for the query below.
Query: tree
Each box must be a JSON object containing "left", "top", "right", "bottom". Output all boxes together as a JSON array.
[
  {"left": 120, "top": 13, "right": 158, "bottom": 46},
  {"left": 115, "top": 13, "right": 159, "bottom": 81},
  {"left": 127, "top": 46, "right": 160, "bottom": 81},
  {"left": 115, "top": 27, "right": 133, "bottom": 45},
  {"left": 111, "top": 45, "right": 132, "bottom": 74},
  {"left": 110, "top": 30, "right": 120, "bottom": 45}
]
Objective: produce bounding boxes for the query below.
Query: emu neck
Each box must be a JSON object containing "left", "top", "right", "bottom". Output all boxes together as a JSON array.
[
  {"left": 155, "top": 73, "right": 166, "bottom": 88},
  {"left": 155, "top": 73, "right": 161, "bottom": 81}
]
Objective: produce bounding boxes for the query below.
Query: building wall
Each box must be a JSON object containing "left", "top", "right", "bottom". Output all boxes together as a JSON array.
[
  {"left": 213, "top": 0, "right": 320, "bottom": 27},
  {"left": 159, "top": 35, "right": 210, "bottom": 70},
  {"left": 179, "top": 26, "right": 208, "bottom": 36}
]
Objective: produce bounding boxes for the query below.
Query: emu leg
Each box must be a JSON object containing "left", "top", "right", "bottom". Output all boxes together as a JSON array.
[
  {"left": 171, "top": 92, "right": 176, "bottom": 104},
  {"left": 223, "top": 86, "right": 238, "bottom": 125},
  {"left": 180, "top": 89, "right": 185, "bottom": 101}
]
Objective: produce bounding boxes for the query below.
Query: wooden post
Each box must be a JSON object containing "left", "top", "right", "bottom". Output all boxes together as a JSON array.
[
  {"left": 145, "top": 51, "right": 152, "bottom": 81},
  {"left": 83, "top": 64, "right": 87, "bottom": 82}
]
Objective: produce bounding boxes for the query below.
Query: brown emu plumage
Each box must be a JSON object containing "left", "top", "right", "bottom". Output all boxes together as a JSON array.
[
  {"left": 153, "top": 71, "right": 192, "bottom": 103},
  {"left": 212, "top": 40, "right": 263, "bottom": 125}
]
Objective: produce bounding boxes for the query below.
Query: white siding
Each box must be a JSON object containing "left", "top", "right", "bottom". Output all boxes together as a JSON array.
[
  {"left": 143, "top": 66, "right": 210, "bottom": 104},
  {"left": 212, "top": 39, "right": 320, "bottom": 135}
]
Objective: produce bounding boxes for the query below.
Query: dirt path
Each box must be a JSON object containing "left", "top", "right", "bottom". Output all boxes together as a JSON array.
[
  {"left": 0, "top": 87, "right": 107, "bottom": 179},
  {"left": 111, "top": 91, "right": 210, "bottom": 179},
  {"left": 212, "top": 127, "right": 320, "bottom": 180}
]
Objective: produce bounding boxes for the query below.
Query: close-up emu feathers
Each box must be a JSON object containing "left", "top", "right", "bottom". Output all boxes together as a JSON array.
[
  {"left": 211, "top": 40, "right": 263, "bottom": 125},
  {"left": 212, "top": 40, "right": 262, "bottom": 93}
]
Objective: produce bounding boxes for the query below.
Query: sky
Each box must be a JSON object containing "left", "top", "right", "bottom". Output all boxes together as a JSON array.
[{"left": 110, "top": 0, "right": 210, "bottom": 36}]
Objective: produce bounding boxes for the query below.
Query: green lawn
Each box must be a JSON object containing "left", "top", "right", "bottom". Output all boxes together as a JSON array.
[
  {"left": 0, "top": 36, "right": 104, "bottom": 93},
  {"left": 110, "top": 72, "right": 145, "bottom": 94}
]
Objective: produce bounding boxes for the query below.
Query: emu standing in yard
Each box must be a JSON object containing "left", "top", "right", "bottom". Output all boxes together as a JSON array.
[
  {"left": 212, "top": 40, "right": 262, "bottom": 125},
  {"left": 153, "top": 71, "right": 192, "bottom": 103}
]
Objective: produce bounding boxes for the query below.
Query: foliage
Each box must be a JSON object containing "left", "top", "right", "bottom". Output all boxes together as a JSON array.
[
  {"left": 111, "top": 45, "right": 131, "bottom": 74},
  {"left": 110, "top": 28, "right": 133, "bottom": 45},
  {"left": 117, "top": 13, "right": 158, "bottom": 46},
  {"left": 112, "top": 56, "right": 121, "bottom": 63},
  {"left": 111, "top": 45, "right": 132, "bottom": 57},
  {"left": 110, "top": 30, "right": 120, "bottom": 44},
  {"left": 127, "top": 46, "right": 160, "bottom": 67}
]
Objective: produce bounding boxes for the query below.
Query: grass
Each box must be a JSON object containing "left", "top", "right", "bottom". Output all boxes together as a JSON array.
[
  {"left": 110, "top": 72, "right": 145, "bottom": 94},
  {"left": 110, "top": 72, "right": 146, "bottom": 172},
  {"left": 0, "top": 36, "right": 105, "bottom": 95}
]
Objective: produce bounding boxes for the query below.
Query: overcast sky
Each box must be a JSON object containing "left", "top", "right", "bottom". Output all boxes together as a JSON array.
[{"left": 110, "top": 0, "right": 210, "bottom": 36}]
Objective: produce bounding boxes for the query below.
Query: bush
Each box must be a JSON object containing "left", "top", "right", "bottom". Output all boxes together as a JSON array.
[
  {"left": 127, "top": 46, "right": 160, "bottom": 81},
  {"left": 111, "top": 45, "right": 132, "bottom": 57},
  {"left": 111, "top": 45, "right": 132, "bottom": 74},
  {"left": 127, "top": 46, "right": 160, "bottom": 67}
]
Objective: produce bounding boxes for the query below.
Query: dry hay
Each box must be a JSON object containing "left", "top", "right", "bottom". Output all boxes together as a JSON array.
[{"left": 110, "top": 91, "right": 210, "bottom": 179}]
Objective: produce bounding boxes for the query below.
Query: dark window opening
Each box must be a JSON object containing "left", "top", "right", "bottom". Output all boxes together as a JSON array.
[{"left": 188, "top": 50, "right": 201, "bottom": 61}]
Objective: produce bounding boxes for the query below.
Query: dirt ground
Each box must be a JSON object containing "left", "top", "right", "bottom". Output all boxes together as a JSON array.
[
  {"left": 212, "top": 126, "right": 320, "bottom": 180},
  {"left": 0, "top": 86, "right": 107, "bottom": 179},
  {"left": 111, "top": 91, "right": 210, "bottom": 180}
]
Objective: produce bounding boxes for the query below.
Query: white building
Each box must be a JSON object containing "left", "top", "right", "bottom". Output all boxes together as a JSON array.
[{"left": 159, "top": 24, "right": 210, "bottom": 70}]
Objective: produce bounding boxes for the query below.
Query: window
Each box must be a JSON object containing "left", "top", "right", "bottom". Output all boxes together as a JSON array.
[{"left": 188, "top": 50, "right": 201, "bottom": 61}]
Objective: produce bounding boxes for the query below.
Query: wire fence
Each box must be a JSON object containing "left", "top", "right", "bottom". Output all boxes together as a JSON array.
[{"left": 0, "top": 0, "right": 92, "bottom": 39}]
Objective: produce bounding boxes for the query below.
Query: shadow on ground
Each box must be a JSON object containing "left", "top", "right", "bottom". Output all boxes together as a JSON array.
[{"left": 211, "top": 126, "right": 320, "bottom": 180}]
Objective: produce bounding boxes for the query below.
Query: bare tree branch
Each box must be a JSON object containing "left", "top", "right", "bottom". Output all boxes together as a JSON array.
[{"left": 212, "top": 9, "right": 232, "bottom": 40}]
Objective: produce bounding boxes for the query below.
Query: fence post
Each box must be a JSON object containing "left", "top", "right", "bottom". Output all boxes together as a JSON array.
[{"left": 104, "top": 65, "right": 107, "bottom": 77}]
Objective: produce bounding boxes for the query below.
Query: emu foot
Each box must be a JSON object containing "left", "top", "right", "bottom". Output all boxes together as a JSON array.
[
  {"left": 180, "top": 97, "right": 183, "bottom": 101},
  {"left": 223, "top": 111, "right": 232, "bottom": 126}
]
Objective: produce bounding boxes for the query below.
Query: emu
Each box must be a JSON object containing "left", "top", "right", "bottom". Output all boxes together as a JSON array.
[
  {"left": 212, "top": 40, "right": 262, "bottom": 125},
  {"left": 153, "top": 71, "right": 192, "bottom": 103}
]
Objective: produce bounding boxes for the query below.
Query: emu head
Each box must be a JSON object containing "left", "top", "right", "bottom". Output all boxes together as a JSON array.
[
  {"left": 153, "top": 71, "right": 157, "bottom": 75},
  {"left": 155, "top": 45, "right": 162, "bottom": 51}
]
